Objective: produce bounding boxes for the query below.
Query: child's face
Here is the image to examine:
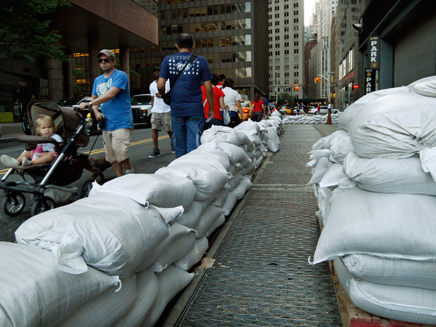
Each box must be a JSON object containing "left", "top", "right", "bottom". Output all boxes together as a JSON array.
[{"left": 38, "top": 121, "right": 54, "bottom": 138}]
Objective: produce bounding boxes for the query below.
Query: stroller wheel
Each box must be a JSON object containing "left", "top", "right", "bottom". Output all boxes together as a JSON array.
[
  {"left": 2, "top": 193, "right": 26, "bottom": 217},
  {"left": 30, "top": 197, "right": 55, "bottom": 216},
  {"left": 78, "top": 179, "right": 94, "bottom": 199}
]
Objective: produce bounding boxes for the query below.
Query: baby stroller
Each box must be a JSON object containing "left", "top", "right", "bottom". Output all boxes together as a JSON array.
[{"left": 0, "top": 100, "right": 95, "bottom": 217}]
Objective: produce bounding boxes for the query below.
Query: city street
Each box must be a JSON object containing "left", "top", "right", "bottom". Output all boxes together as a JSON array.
[{"left": 0, "top": 126, "right": 175, "bottom": 242}]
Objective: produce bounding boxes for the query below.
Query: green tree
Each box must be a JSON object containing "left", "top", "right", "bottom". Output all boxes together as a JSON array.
[
  {"left": 279, "top": 92, "right": 293, "bottom": 107},
  {"left": 0, "top": 0, "right": 70, "bottom": 67}
]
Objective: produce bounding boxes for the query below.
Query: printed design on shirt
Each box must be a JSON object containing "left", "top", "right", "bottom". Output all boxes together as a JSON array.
[
  {"left": 97, "top": 78, "right": 112, "bottom": 96},
  {"left": 169, "top": 57, "right": 200, "bottom": 76}
]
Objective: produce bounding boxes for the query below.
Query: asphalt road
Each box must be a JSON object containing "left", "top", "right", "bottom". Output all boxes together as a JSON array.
[{"left": 0, "top": 126, "right": 176, "bottom": 242}]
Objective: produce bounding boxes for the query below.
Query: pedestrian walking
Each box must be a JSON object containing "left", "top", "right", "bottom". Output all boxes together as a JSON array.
[
  {"left": 79, "top": 49, "right": 134, "bottom": 177},
  {"left": 149, "top": 66, "right": 174, "bottom": 158},
  {"left": 222, "top": 77, "right": 244, "bottom": 127},
  {"left": 261, "top": 96, "right": 270, "bottom": 118},
  {"left": 202, "top": 73, "right": 226, "bottom": 130},
  {"left": 158, "top": 33, "right": 214, "bottom": 158},
  {"left": 296, "top": 102, "right": 300, "bottom": 115},
  {"left": 317, "top": 104, "right": 321, "bottom": 114},
  {"left": 252, "top": 94, "right": 263, "bottom": 122}
]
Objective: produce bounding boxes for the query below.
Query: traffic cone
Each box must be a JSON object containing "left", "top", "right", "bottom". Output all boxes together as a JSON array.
[{"left": 326, "top": 109, "right": 332, "bottom": 124}]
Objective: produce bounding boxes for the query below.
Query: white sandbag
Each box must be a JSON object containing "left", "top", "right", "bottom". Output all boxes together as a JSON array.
[
  {"left": 149, "top": 229, "right": 197, "bottom": 272},
  {"left": 232, "top": 177, "right": 252, "bottom": 200},
  {"left": 349, "top": 91, "right": 436, "bottom": 159},
  {"left": 176, "top": 199, "right": 212, "bottom": 228},
  {"left": 227, "top": 173, "right": 244, "bottom": 192},
  {"left": 228, "top": 165, "right": 236, "bottom": 176},
  {"left": 408, "top": 75, "right": 436, "bottom": 97},
  {"left": 200, "top": 125, "right": 251, "bottom": 146},
  {"left": 307, "top": 157, "right": 331, "bottom": 186},
  {"left": 16, "top": 193, "right": 170, "bottom": 277},
  {"left": 328, "top": 130, "right": 354, "bottom": 163},
  {"left": 216, "top": 141, "right": 252, "bottom": 166},
  {"left": 234, "top": 120, "right": 261, "bottom": 134},
  {"left": 338, "top": 86, "right": 410, "bottom": 132},
  {"left": 114, "top": 270, "right": 159, "bottom": 327},
  {"left": 314, "top": 187, "right": 436, "bottom": 264},
  {"left": 334, "top": 257, "right": 436, "bottom": 325},
  {"left": 343, "top": 152, "right": 436, "bottom": 195},
  {"left": 170, "top": 149, "right": 231, "bottom": 172},
  {"left": 313, "top": 185, "right": 332, "bottom": 225},
  {"left": 205, "top": 213, "right": 225, "bottom": 237},
  {"left": 148, "top": 205, "right": 184, "bottom": 226},
  {"left": 143, "top": 266, "right": 195, "bottom": 327},
  {"left": 0, "top": 242, "right": 118, "bottom": 327},
  {"left": 267, "top": 126, "right": 280, "bottom": 152},
  {"left": 342, "top": 254, "right": 436, "bottom": 291},
  {"left": 194, "top": 205, "right": 225, "bottom": 239},
  {"left": 222, "top": 191, "right": 238, "bottom": 216},
  {"left": 318, "top": 163, "right": 351, "bottom": 188},
  {"left": 89, "top": 174, "right": 195, "bottom": 208},
  {"left": 245, "top": 162, "right": 256, "bottom": 175},
  {"left": 173, "top": 236, "right": 209, "bottom": 271},
  {"left": 213, "top": 189, "right": 229, "bottom": 207},
  {"left": 309, "top": 149, "right": 330, "bottom": 160},
  {"left": 58, "top": 275, "right": 137, "bottom": 327},
  {"left": 136, "top": 223, "right": 195, "bottom": 272},
  {"left": 156, "top": 164, "right": 231, "bottom": 202}
]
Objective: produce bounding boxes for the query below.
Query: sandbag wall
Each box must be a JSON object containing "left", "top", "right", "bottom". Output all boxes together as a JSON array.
[
  {"left": 283, "top": 112, "right": 342, "bottom": 124},
  {"left": 309, "top": 76, "right": 436, "bottom": 325},
  {"left": 1, "top": 114, "right": 284, "bottom": 327}
]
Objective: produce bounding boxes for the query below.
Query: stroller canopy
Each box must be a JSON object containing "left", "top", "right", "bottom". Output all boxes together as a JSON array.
[{"left": 26, "top": 101, "right": 90, "bottom": 147}]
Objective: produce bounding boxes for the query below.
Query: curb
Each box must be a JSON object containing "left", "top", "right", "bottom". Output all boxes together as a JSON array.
[{"left": 0, "top": 137, "right": 17, "bottom": 144}]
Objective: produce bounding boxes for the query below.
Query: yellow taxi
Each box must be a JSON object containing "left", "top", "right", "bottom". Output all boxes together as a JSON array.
[
  {"left": 282, "top": 106, "right": 294, "bottom": 115},
  {"left": 239, "top": 100, "right": 253, "bottom": 121}
]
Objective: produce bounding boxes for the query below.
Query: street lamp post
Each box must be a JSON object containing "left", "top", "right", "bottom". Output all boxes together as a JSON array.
[{"left": 317, "top": 72, "right": 334, "bottom": 102}]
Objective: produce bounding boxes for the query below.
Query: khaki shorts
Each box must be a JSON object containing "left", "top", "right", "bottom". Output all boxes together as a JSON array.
[
  {"left": 102, "top": 128, "right": 132, "bottom": 163},
  {"left": 151, "top": 112, "right": 172, "bottom": 132}
]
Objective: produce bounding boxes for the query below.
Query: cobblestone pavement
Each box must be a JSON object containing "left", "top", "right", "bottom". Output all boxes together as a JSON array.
[{"left": 175, "top": 124, "right": 342, "bottom": 327}]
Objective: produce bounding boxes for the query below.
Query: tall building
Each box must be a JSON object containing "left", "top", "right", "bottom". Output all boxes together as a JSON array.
[
  {"left": 137, "top": 0, "right": 269, "bottom": 99},
  {"left": 268, "top": 0, "right": 305, "bottom": 103}
]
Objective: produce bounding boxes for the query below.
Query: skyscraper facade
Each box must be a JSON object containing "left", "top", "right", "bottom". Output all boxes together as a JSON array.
[
  {"left": 138, "top": 0, "right": 269, "bottom": 99},
  {"left": 268, "top": 0, "right": 305, "bottom": 102}
]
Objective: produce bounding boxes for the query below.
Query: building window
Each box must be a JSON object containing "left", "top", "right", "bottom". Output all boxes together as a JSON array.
[
  {"left": 285, "top": 50, "right": 289, "bottom": 54},
  {"left": 294, "top": 26, "right": 299, "bottom": 30},
  {"left": 275, "top": 13, "right": 280, "bottom": 18},
  {"left": 284, "top": 19, "right": 289, "bottom": 24},
  {"left": 275, "top": 51, "right": 280, "bottom": 55},
  {"left": 285, "top": 35, "right": 289, "bottom": 39},
  {"left": 294, "top": 41, "right": 299, "bottom": 46},
  {"left": 294, "top": 18, "right": 298, "bottom": 23},
  {"left": 294, "top": 3, "right": 298, "bottom": 7},
  {"left": 275, "top": 36, "right": 280, "bottom": 41},
  {"left": 284, "top": 27, "right": 289, "bottom": 32},
  {"left": 284, "top": 4, "right": 289, "bottom": 9},
  {"left": 294, "top": 49, "right": 299, "bottom": 53},
  {"left": 275, "top": 44, "right": 280, "bottom": 48},
  {"left": 294, "top": 72, "right": 299, "bottom": 76},
  {"left": 294, "top": 11, "right": 298, "bottom": 15},
  {"left": 284, "top": 42, "right": 289, "bottom": 47},
  {"left": 284, "top": 12, "right": 289, "bottom": 17},
  {"left": 275, "top": 21, "right": 280, "bottom": 25},
  {"left": 294, "top": 33, "right": 299, "bottom": 38},
  {"left": 285, "top": 72, "right": 289, "bottom": 77},
  {"left": 275, "top": 6, "right": 279, "bottom": 10},
  {"left": 275, "top": 28, "right": 280, "bottom": 33}
]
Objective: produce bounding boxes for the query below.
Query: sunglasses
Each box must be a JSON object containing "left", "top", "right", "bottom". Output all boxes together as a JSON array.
[{"left": 98, "top": 58, "right": 112, "bottom": 63}]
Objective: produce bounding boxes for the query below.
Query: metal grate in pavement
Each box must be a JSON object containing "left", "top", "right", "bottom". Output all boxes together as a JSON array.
[{"left": 179, "top": 190, "right": 341, "bottom": 327}]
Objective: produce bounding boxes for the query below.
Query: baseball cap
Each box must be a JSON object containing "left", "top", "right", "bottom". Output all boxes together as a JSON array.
[
  {"left": 97, "top": 49, "right": 116, "bottom": 60},
  {"left": 153, "top": 66, "right": 161, "bottom": 72}
]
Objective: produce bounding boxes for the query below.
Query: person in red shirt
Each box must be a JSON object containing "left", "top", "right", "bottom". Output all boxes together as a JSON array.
[
  {"left": 252, "top": 94, "right": 263, "bottom": 122},
  {"left": 201, "top": 74, "right": 227, "bottom": 130}
]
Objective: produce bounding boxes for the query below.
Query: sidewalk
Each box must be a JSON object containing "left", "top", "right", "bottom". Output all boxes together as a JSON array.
[
  {"left": 163, "top": 123, "right": 341, "bottom": 326},
  {"left": 0, "top": 123, "right": 23, "bottom": 143}
]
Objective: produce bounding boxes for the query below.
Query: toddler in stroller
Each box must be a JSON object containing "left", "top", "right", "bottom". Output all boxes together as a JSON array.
[
  {"left": 0, "top": 100, "right": 96, "bottom": 217},
  {"left": 1, "top": 114, "right": 63, "bottom": 168}
]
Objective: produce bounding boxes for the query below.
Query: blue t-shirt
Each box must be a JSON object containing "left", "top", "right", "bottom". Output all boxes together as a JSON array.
[
  {"left": 159, "top": 53, "right": 212, "bottom": 117},
  {"left": 261, "top": 98, "right": 269, "bottom": 108},
  {"left": 92, "top": 69, "right": 133, "bottom": 130}
]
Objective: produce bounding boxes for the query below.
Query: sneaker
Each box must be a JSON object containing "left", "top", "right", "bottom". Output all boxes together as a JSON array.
[
  {"left": 171, "top": 143, "right": 175, "bottom": 153},
  {"left": 149, "top": 148, "right": 161, "bottom": 158},
  {"left": 125, "top": 168, "right": 134, "bottom": 174},
  {"left": 1, "top": 155, "right": 20, "bottom": 167},
  {"left": 22, "top": 157, "right": 31, "bottom": 167}
]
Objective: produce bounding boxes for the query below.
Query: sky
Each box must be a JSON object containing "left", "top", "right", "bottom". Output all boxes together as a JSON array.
[{"left": 304, "top": 0, "right": 317, "bottom": 26}]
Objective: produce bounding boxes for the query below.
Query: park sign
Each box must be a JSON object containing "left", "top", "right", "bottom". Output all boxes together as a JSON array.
[{"left": 369, "top": 36, "right": 380, "bottom": 69}]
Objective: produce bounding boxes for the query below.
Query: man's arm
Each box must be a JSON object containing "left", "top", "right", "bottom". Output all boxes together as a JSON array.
[
  {"left": 157, "top": 78, "right": 167, "bottom": 97},
  {"left": 204, "top": 80, "right": 214, "bottom": 117}
]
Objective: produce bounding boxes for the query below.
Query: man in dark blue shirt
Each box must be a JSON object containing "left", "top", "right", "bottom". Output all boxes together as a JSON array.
[
  {"left": 261, "top": 96, "right": 270, "bottom": 117},
  {"left": 158, "top": 34, "right": 214, "bottom": 157}
]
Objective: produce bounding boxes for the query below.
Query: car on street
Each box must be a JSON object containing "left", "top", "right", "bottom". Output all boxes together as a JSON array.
[
  {"left": 308, "top": 105, "right": 339, "bottom": 115},
  {"left": 239, "top": 100, "right": 253, "bottom": 121},
  {"left": 131, "top": 94, "right": 152, "bottom": 127},
  {"left": 282, "top": 106, "right": 294, "bottom": 115}
]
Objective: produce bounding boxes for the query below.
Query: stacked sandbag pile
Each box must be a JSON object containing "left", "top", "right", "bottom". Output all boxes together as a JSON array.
[
  {"left": 3, "top": 116, "right": 283, "bottom": 327},
  {"left": 286, "top": 112, "right": 342, "bottom": 124},
  {"left": 309, "top": 75, "right": 436, "bottom": 325}
]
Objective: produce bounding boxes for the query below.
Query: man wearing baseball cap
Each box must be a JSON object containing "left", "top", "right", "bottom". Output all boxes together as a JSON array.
[
  {"left": 149, "top": 66, "right": 174, "bottom": 158},
  {"left": 79, "top": 49, "right": 134, "bottom": 176}
]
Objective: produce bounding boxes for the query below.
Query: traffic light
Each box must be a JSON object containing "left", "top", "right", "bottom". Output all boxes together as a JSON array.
[
  {"left": 314, "top": 77, "right": 321, "bottom": 84},
  {"left": 353, "top": 84, "right": 359, "bottom": 89},
  {"left": 294, "top": 86, "right": 300, "bottom": 92}
]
